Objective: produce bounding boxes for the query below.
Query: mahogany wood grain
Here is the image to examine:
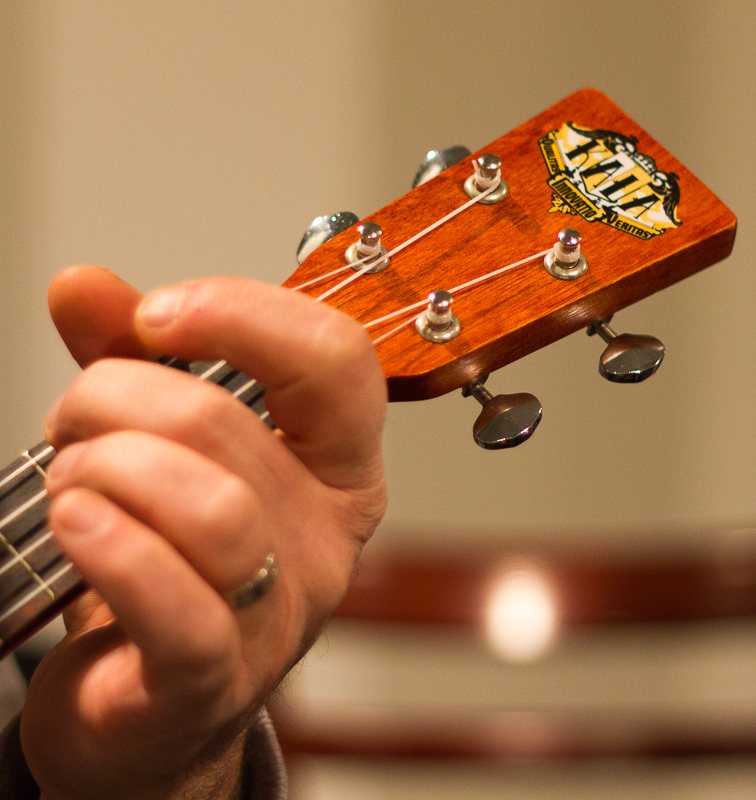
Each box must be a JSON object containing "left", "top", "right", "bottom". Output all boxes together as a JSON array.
[{"left": 285, "top": 89, "right": 736, "bottom": 401}]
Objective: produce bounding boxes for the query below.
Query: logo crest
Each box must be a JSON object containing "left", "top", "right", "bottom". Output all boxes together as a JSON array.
[{"left": 539, "top": 122, "right": 682, "bottom": 239}]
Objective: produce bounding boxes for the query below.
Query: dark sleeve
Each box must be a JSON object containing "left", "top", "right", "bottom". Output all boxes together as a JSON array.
[
  {"left": 0, "top": 708, "right": 287, "bottom": 800},
  {"left": 240, "top": 708, "right": 288, "bottom": 800},
  {"left": 0, "top": 717, "right": 39, "bottom": 800}
]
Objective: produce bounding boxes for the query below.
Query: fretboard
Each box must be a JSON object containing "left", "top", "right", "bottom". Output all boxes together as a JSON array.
[{"left": 0, "top": 358, "right": 268, "bottom": 658}]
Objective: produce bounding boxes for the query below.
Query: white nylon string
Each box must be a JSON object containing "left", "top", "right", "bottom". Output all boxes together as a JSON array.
[
  {"left": 291, "top": 173, "right": 501, "bottom": 296},
  {"left": 372, "top": 312, "right": 426, "bottom": 347},
  {"left": 0, "top": 446, "right": 54, "bottom": 491},
  {"left": 314, "top": 177, "right": 501, "bottom": 304},
  {"left": 0, "top": 530, "right": 54, "bottom": 578},
  {"left": 0, "top": 489, "right": 48, "bottom": 534},
  {"left": 0, "top": 562, "right": 74, "bottom": 624},
  {"left": 0, "top": 488, "right": 55, "bottom": 600},
  {"left": 290, "top": 263, "right": 352, "bottom": 292},
  {"left": 364, "top": 298, "right": 429, "bottom": 330},
  {"left": 199, "top": 360, "right": 228, "bottom": 381},
  {"left": 369, "top": 248, "right": 552, "bottom": 346},
  {"left": 451, "top": 247, "right": 551, "bottom": 294}
]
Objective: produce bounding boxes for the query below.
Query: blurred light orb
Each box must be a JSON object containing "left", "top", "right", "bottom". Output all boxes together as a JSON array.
[{"left": 485, "top": 569, "right": 558, "bottom": 662}]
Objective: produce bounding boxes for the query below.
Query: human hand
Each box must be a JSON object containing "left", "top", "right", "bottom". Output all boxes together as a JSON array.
[{"left": 20, "top": 266, "right": 387, "bottom": 799}]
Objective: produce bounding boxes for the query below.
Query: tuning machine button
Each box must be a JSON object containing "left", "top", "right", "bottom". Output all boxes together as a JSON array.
[
  {"left": 587, "top": 316, "right": 665, "bottom": 383},
  {"left": 412, "top": 146, "right": 472, "bottom": 188},
  {"left": 296, "top": 212, "right": 360, "bottom": 264},
  {"left": 462, "top": 378, "right": 542, "bottom": 449}
]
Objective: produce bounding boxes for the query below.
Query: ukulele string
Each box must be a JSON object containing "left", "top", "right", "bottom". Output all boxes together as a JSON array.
[
  {"left": 0, "top": 445, "right": 54, "bottom": 491},
  {"left": 0, "top": 562, "right": 76, "bottom": 627},
  {"left": 0, "top": 171, "right": 504, "bottom": 573},
  {"left": 289, "top": 179, "right": 500, "bottom": 294},
  {"left": 0, "top": 449, "right": 57, "bottom": 606},
  {"left": 313, "top": 178, "right": 501, "bottom": 303},
  {"left": 291, "top": 264, "right": 352, "bottom": 292},
  {"left": 369, "top": 247, "right": 553, "bottom": 345},
  {"left": 0, "top": 530, "right": 55, "bottom": 578},
  {"left": 227, "top": 174, "right": 501, "bottom": 398}
]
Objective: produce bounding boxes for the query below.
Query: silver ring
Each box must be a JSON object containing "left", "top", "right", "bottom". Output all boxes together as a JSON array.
[{"left": 229, "top": 553, "right": 279, "bottom": 609}]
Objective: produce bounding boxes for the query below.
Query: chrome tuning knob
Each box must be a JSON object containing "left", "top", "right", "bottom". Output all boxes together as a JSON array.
[
  {"left": 587, "top": 316, "right": 665, "bottom": 383},
  {"left": 296, "top": 212, "right": 360, "bottom": 264},
  {"left": 462, "top": 378, "right": 542, "bottom": 449},
  {"left": 412, "top": 146, "right": 472, "bottom": 188}
]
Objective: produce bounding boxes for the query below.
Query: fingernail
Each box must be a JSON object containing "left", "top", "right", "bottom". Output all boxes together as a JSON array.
[
  {"left": 44, "top": 397, "right": 63, "bottom": 442},
  {"left": 138, "top": 287, "right": 186, "bottom": 328}
]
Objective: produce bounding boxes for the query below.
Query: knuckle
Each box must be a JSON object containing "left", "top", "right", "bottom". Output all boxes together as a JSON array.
[
  {"left": 195, "top": 472, "right": 258, "bottom": 556},
  {"left": 170, "top": 382, "right": 238, "bottom": 449},
  {"left": 311, "top": 311, "right": 378, "bottom": 379}
]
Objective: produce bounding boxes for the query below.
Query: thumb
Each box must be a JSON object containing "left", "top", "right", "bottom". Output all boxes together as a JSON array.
[{"left": 48, "top": 266, "right": 154, "bottom": 368}]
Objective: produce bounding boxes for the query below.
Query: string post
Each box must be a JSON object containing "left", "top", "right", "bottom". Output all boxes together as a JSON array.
[
  {"left": 464, "top": 153, "right": 508, "bottom": 204},
  {"left": 475, "top": 154, "right": 501, "bottom": 187},
  {"left": 345, "top": 221, "right": 390, "bottom": 273},
  {"left": 415, "top": 290, "right": 461, "bottom": 343},
  {"left": 544, "top": 227, "right": 589, "bottom": 280}
]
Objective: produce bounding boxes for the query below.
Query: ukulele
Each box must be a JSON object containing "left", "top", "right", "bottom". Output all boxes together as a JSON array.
[{"left": 0, "top": 88, "right": 736, "bottom": 658}]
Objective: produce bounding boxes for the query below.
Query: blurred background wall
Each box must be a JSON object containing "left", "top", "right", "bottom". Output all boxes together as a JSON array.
[{"left": 1, "top": 1, "right": 755, "bottom": 797}]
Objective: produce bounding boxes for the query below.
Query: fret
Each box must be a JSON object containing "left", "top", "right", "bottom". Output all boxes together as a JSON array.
[
  {"left": 0, "top": 443, "right": 54, "bottom": 494},
  {"left": 0, "top": 559, "right": 77, "bottom": 626},
  {"left": 0, "top": 442, "right": 55, "bottom": 525},
  {"left": 0, "top": 527, "right": 62, "bottom": 606},
  {"left": 159, "top": 357, "right": 271, "bottom": 424},
  {"left": 0, "top": 553, "right": 83, "bottom": 657}
]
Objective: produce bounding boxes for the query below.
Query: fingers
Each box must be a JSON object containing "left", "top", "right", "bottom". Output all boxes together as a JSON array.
[
  {"left": 46, "top": 432, "right": 291, "bottom": 594},
  {"left": 133, "top": 278, "right": 387, "bottom": 490},
  {"left": 48, "top": 265, "right": 154, "bottom": 367},
  {"left": 47, "top": 272, "right": 386, "bottom": 491},
  {"left": 48, "top": 487, "right": 241, "bottom": 696},
  {"left": 44, "top": 357, "right": 307, "bottom": 496},
  {"left": 42, "top": 272, "right": 388, "bottom": 686}
]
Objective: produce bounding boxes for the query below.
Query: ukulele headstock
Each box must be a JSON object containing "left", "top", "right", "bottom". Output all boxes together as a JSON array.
[{"left": 286, "top": 89, "right": 736, "bottom": 403}]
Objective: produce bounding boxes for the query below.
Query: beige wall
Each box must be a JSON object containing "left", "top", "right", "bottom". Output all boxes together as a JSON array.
[
  {"left": 2, "top": 3, "right": 755, "bottom": 797},
  {"left": 1, "top": 0, "right": 753, "bottom": 553}
]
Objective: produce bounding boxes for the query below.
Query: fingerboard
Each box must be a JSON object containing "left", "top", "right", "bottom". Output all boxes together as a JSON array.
[{"left": 0, "top": 359, "right": 268, "bottom": 658}]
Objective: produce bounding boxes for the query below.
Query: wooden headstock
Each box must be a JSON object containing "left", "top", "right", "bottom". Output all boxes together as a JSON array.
[{"left": 286, "top": 88, "right": 736, "bottom": 402}]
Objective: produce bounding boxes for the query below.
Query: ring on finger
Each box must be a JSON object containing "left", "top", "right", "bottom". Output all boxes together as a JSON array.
[{"left": 228, "top": 553, "right": 279, "bottom": 609}]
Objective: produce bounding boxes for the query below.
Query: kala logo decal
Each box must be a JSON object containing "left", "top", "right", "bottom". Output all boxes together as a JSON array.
[{"left": 539, "top": 122, "right": 682, "bottom": 239}]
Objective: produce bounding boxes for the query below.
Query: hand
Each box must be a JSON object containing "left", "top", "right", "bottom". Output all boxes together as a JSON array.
[{"left": 20, "top": 266, "right": 387, "bottom": 799}]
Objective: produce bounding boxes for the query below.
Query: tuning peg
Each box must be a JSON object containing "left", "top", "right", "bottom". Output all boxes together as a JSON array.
[
  {"left": 462, "top": 378, "right": 542, "bottom": 449},
  {"left": 412, "top": 146, "right": 472, "bottom": 188},
  {"left": 587, "top": 317, "right": 665, "bottom": 383},
  {"left": 296, "top": 212, "right": 360, "bottom": 264}
]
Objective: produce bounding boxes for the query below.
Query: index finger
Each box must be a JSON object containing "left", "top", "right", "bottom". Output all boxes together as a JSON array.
[{"left": 134, "top": 277, "right": 387, "bottom": 490}]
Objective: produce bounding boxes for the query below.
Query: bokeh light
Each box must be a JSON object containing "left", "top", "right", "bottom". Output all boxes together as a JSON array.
[{"left": 485, "top": 567, "right": 559, "bottom": 663}]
